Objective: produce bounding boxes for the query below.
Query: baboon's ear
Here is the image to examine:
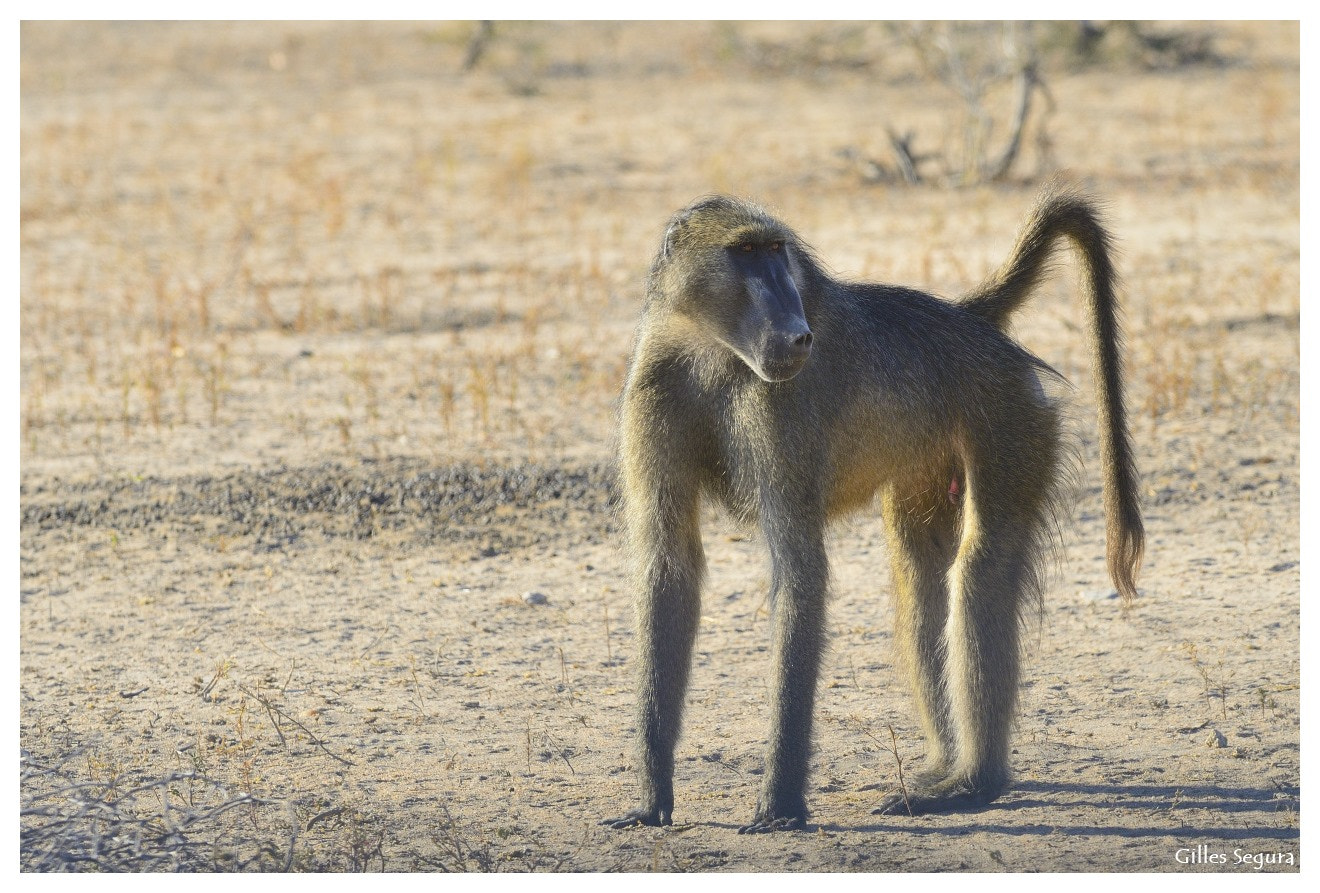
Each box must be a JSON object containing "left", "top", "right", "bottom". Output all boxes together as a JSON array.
[
  {"left": 659, "top": 224, "right": 675, "bottom": 261},
  {"left": 659, "top": 214, "right": 687, "bottom": 262},
  {"left": 659, "top": 202, "right": 711, "bottom": 262}
]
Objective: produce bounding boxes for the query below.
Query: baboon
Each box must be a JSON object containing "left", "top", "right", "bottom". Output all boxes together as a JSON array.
[{"left": 603, "top": 181, "right": 1143, "bottom": 833}]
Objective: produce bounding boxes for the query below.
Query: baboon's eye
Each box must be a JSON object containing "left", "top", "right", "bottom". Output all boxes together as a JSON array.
[
  {"left": 769, "top": 241, "right": 783, "bottom": 252},
  {"left": 740, "top": 243, "right": 755, "bottom": 253}
]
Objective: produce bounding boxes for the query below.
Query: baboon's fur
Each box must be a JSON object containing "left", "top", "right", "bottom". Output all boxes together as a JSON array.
[{"left": 603, "top": 182, "right": 1144, "bottom": 832}]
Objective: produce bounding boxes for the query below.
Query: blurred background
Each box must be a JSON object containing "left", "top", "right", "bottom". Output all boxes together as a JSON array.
[
  {"left": 20, "top": 21, "right": 1299, "bottom": 478},
  {"left": 19, "top": 22, "right": 1300, "bottom": 872}
]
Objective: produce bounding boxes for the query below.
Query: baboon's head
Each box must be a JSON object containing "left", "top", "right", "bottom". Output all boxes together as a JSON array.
[{"left": 653, "top": 197, "right": 813, "bottom": 382}]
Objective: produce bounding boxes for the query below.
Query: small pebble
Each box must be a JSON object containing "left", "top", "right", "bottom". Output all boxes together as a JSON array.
[{"left": 523, "top": 591, "right": 549, "bottom": 606}]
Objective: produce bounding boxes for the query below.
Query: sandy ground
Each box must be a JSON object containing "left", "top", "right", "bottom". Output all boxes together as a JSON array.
[{"left": 19, "top": 22, "right": 1299, "bottom": 872}]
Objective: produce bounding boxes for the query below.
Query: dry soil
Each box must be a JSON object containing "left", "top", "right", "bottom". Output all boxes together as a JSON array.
[{"left": 19, "top": 21, "right": 1299, "bottom": 872}]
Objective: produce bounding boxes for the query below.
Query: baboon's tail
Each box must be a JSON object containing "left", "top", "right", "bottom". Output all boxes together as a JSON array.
[{"left": 961, "top": 181, "right": 1145, "bottom": 604}]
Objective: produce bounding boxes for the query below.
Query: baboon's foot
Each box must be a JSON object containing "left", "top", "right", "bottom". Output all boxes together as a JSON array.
[
  {"left": 737, "top": 813, "right": 805, "bottom": 834},
  {"left": 738, "top": 796, "right": 807, "bottom": 833},
  {"left": 600, "top": 805, "right": 672, "bottom": 829},
  {"left": 871, "top": 774, "right": 1005, "bottom": 817}
]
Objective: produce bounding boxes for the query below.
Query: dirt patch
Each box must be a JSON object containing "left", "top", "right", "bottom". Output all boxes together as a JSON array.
[
  {"left": 22, "top": 460, "right": 616, "bottom": 552},
  {"left": 21, "top": 21, "right": 1298, "bottom": 872}
]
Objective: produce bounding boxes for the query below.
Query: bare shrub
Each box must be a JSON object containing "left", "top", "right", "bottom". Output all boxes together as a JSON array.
[{"left": 21, "top": 751, "right": 284, "bottom": 872}]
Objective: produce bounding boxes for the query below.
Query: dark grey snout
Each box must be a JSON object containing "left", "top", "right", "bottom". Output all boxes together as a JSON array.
[
  {"left": 779, "top": 324, "right": 813, "bottom": 362},
  {"left": 760, "top": 322, "right": 813, "bottom": 381},
  {"left": 734, "top": 246, "right": 814, "bottom": 382}
]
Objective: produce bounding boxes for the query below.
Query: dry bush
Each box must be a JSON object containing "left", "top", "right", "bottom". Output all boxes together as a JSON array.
[
  {"left": 21, "top": 752, "right": 284, "bottom": 872},
  {"left": 889, "top": 21, "right": 1047, "bottom": 185}
]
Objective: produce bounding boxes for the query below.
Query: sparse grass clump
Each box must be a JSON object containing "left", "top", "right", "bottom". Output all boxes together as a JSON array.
[{"left": 21, "top": 752, "right": 281, "bottom": 872}]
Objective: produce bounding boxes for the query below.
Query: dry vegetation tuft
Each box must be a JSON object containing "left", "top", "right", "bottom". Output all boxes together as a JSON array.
[{"left": 21, "top": 21, "right": 1298, "bottom": 872}]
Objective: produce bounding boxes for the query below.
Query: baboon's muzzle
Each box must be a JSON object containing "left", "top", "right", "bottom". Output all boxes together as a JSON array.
[
  {"left": 738, "top": 250, "right": 812, "bottom": 381},
  {"left": 758, "top": 327, "right": 812, "bottom": 381}
]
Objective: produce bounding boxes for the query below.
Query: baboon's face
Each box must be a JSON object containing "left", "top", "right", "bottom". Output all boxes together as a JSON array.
[
  {"left": 719, "top": 237, "right": 813, "bottom": 382},
  {"left": 659, "top": 199, "right": 814, "bottom": 382}
]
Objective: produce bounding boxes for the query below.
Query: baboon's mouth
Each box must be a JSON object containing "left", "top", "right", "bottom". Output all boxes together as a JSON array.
[
  {"left": 757, "top": 355, "right": 810, "bottom": 382},
  {"left": 753, "top": 328, "right": 813, "bottom": 382}
]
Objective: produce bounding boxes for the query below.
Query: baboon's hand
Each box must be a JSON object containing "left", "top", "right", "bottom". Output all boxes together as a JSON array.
[
  {"left": 600, "top": 806, "right": 672, "bottom": 829},
  {"left": 737, "top": 813, "right": 805, "bottom": 834}
]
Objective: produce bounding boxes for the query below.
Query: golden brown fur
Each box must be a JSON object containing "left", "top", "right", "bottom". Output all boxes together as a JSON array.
[{"left": 602, "top": 181, "right": 1144, "bottom": 831}]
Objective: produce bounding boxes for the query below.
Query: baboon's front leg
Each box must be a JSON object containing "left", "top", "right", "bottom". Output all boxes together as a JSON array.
[
  {"left": 602, "top": 459, "right": 705, "bottom": 829},
  {"left": 739, "top": 516, "right": 828, "bottom": 834}
]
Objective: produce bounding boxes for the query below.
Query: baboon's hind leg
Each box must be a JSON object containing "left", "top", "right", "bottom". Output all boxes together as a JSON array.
[
  {"left": 876, "top": 463, "right": 1053, "bottom": 816},
  {"left": 876, "top": 487, "right": 959, "bottom": 804}
]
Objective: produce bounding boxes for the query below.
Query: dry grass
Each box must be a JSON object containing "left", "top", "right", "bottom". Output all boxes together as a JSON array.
[
  {"left": 21, "top": 755, "right": 278, "bottom": 872},
  {"left": 20, "top": 21, "right": 1297, "bottom": 474},
  {"left": 20, "top": 21, "right": 1299, "bottom": 872}
]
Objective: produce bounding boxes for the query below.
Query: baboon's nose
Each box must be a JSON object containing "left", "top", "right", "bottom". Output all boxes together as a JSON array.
[
  {"left": 763, "top": 324, "right": 812, "bottom": 380},
  {"left": 784, "top": 329, "right": 812, "bottom": 360}
]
